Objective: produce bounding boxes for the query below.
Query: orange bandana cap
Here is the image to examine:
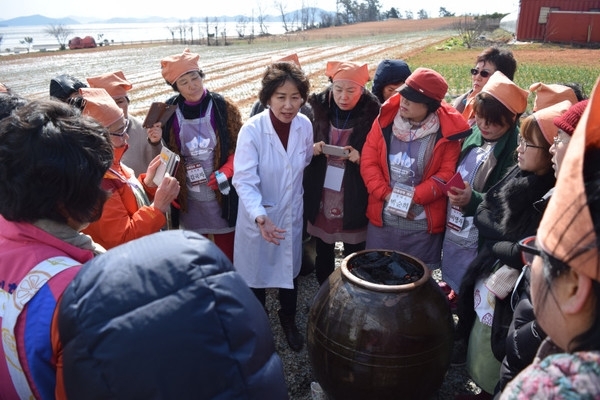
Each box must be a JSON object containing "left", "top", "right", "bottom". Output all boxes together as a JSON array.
[
  {"left": 538, "top": 76, "right": 600, "bottom": 282},
  {"left": 481, "top": 71, "right": 528, "bottom": 115},
  {"left": 272, "top": 53, "right": 301, "bottom": 68},
  {"left": 80, "top": 87, "right": 124, "bottom": 128},
  {"left": 326, "top": 61, "right": 370, "bottom": 87},
  {"left": 0, "top": 83, "right": 7, "bottom": 93},
  {"left": 530, "top": 82, "right": 578, "bottom": 112},
  {"left": 534, "top": 100, "right": 573, "bottom": 145},
  {"left": 87, "top": 70, "right": 132, "bottom": 99},
  {"left": 161, "top": 49, "right": 200, "bottom": 85}
]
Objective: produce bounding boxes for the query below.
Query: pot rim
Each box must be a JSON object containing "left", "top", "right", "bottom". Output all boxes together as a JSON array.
[{"left": 340, "top": 249, "right": 430, "bottom": 292}]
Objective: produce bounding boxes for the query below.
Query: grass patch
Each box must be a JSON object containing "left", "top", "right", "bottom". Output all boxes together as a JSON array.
[{"left": 405, "top": 40, "right": 599, "bottom": 111}]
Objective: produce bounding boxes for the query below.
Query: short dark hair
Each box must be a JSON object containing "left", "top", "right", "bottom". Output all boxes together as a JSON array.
[
  {"left": 477, "top": 47, "right": 517, "bottom": 81},
  {"left": 0, "top": 93, "right": 27, "bottom": 120},
  {"left": 473, "top": 92, "right": 518, "bottom": 128},
  {"left": 0, "top": 99, "right": 113, "bottom": 224},
  {"left": 258, "top": 62, "right": 310, "bottom": 108}
]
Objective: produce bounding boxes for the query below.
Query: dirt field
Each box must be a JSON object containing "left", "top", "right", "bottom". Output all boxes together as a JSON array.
[
  {"left": 2, "top": 17, "right": 596, "bottom": 399},
  {"left": 2, "top": 17, "right": 596, "bottom": 120}
]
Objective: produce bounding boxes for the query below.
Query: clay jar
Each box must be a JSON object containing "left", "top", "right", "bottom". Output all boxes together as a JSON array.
[{"left": 307, "top": 249, "right": 453, "bottom": 400}]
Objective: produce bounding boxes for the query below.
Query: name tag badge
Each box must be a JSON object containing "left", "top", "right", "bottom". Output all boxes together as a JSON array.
[
  {"left": 387, "top": 183, "right": 414, "bottom": 218},
  {"left": 186, "top": 163, "right": 207, "bottom": 190},
  {"left": 323, "top": 164, "right": 345, "bottom": 192},
  {"left": 447, "top": 206, "right": 465, "bottom": 231}
]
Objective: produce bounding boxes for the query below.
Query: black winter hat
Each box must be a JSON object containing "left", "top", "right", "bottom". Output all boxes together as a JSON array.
[
  {"left": 49, "top": 74, "right": 88, "bottom": 101},
  {"left": 371, "top": 59, "right": 411, "bottom": 103}
]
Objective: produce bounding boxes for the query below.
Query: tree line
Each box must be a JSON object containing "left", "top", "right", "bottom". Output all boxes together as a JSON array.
[{"left": 34, "top": 2, "right": 503, "bottom": 51}]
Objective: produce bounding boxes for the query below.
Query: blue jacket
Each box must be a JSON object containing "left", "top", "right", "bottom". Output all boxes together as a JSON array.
[{"left": 59, "top": 230, "right": 288, "bottom": 399}]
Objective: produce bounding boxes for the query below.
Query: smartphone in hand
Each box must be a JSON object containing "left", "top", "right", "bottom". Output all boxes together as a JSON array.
[{"left": 322, "top": 144, "right": 350, "bottom": 157}]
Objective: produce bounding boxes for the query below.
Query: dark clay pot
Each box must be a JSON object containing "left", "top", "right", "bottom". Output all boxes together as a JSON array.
[{"left": 307, "top": 249, "right": 453, "bottom": 400}]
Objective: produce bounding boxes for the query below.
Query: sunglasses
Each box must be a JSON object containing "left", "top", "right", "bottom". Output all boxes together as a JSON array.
[
  {"left": 470, "top": 68, "right": 491, "bottom": 78},
  {"left": 518, "top": 236, "right": 539, "bottom": 266}
]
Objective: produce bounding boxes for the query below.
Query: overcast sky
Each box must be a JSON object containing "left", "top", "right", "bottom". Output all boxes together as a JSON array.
[{"left": 2, "top": 1, "right": 518, "bottom": 21}]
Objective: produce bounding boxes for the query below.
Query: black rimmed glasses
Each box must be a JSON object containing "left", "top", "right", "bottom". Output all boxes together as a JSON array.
[
  {"left": 518, "top": 135, "right": 545, "bottom": 151},
  {"left": 109, "top": 120, "right": 129, "bottom": 138},
  {"left": 518, "top": 236, "right": 539, "bottom": 267},
  {"left": 470, "top": 68, "right": 491, "bottom": 78}
]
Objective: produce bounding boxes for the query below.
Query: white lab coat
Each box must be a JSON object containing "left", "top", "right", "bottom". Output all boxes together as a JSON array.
[{"left": 233, "top": 109, "right": 313, "bottom": 289}]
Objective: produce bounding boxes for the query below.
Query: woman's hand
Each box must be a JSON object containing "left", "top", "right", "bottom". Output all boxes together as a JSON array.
[
  {"left": 313, "top": 141, "right": 325, "bottom": 156},
  {"left": 143, "top": 155, "right": 162, "bottom": 187},
  {"left": 346, "top": 146, "right": 360, "bottom": 165},
  {"left": 255, "top": 215, "right": 286, "bottom": 245},
  {"left": 448, "top": 181, "right": 472, "bottom": 208},
  {"left": 151, "top": 175, "right": 180, "bottom": 213},
  {"left": 147, "top": 122, "right": 163, "bottom": 145}
]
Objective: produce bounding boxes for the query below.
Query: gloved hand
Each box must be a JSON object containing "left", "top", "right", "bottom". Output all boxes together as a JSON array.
[{"left": 207, "top": 154, "right": 235, "bottom": 190}]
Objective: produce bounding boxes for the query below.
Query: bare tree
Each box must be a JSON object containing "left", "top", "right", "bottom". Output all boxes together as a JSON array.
[
  {"left": 189, "top": 18, "right": 194, "bottom": 44},
  {"left": 454, "top": 16, "right": 484, "bottom": 49},
  {"left": 0, "top": 34, "right": 4, "bottom": 51},
  {"left": 275, "top": 1, "right": 290, "bottom": 32},
  {"left": 177, "top": 21, "right": 187, "bottom": 43},
  {"left": 213, "top": 17, "right": 220, "bottom": 46},
  {"left": 205, "top": 17, "right": 212, "bottom": 46},
  {"left": 20, "top": 37, "right": 33, "bottom": 53},
  {"left": 166, "top": 26, "right": 176, "bottom": 44},
  {"left": 405, "top": 10, "right": 414, "bottom": 20},
  {"left": 256, "top": 1, "right": 270, "bottom": 35},
  {"left": 417, "top": 9, "right": 429, "bottom": 19},
  {"left": 236, "top": 16, "right": 249, "bottom": 38},
  {"left": 44, "top": 24, "right": 72, "bottom": 50},
  {"left": 299, "top": 0, "right": 310, "bottom": 30},
  {"left": 308, "top": 0, "right": 318, "bottom": 28}
]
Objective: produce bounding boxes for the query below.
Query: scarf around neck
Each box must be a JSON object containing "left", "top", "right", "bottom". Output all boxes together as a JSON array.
[
  {"left": 392, "top": 111, "right": 440, "bottom": 142},
  {"left": 34, "top": 219, "right": 106, "bottom": 255}
]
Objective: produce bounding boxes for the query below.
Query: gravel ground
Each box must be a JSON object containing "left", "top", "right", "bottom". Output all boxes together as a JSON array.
[{"left": 264, "top": 242, "right": 483, "bottom": 400}]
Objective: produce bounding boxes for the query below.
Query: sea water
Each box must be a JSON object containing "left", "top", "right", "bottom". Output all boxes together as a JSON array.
[{"left": 0, "top": 21, "right": 285, "bottom": 52}]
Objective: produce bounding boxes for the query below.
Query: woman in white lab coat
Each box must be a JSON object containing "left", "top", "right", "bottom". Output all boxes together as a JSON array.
[{"left": 233, "top": 61, "right": 313, "bottom": 352}]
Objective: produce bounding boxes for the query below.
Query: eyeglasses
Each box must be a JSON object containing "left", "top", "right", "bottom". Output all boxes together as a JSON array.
[
  {"left": 109, "top": 120, "right": 129, "bottom": 138},
  {"left": 470, "top": 68, "right": 491, "bottom": 78},
  {"left": 553, "top": 135, "right": 570, "bottom": 146},
  {"left": 518, "top": 236, "right": 540, "bottom": 266},
  {"left": 518, "top": 135, "right": 545, "bottom": 151}
]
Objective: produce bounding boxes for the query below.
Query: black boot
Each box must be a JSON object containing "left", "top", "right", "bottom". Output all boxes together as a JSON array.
[{"left": 278, "top": 310, "right": 304, "bottom": 352}]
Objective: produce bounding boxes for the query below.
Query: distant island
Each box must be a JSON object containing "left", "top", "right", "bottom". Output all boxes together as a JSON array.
[{"left": 0, "top": 11, "right": 327, "bottom": 27}]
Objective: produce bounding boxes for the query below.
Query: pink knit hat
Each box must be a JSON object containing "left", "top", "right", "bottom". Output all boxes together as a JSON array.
[
  {"left": 326, "top": 61, "right": 370, "bottom": 87},
  {"left": 80, "top": 88, "right": 124, "bottom": 127},
  {"left": 161, "top": 49, "right": 201, "bottom": 85},
  {"left": 481, "top": 71, "right": 528, "bottom": 115},
  {"left": 87, "top": 70, "right": 132, "bottom": 99},
  {"left": 554, "top": 99, "right": 589, "bottom": 136},
  {"left": 538, "top": 78, "right": 600, "bottom": 281}
]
